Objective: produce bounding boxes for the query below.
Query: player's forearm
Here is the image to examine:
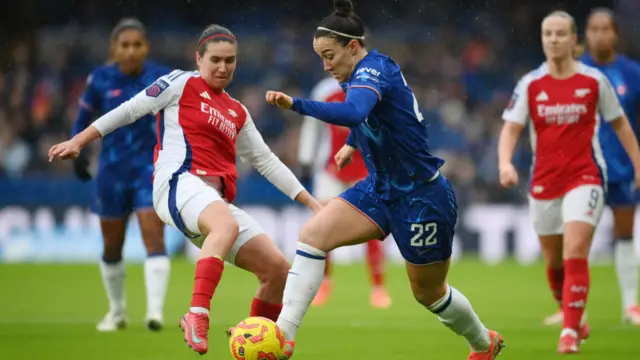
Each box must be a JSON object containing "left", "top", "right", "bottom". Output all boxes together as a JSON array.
[
  {"left": 291, "top": 88, "right": 377, "bottom": 127},
  {"left": 91, "top": 100, "right": 139, "bottom": 136},
  {"left": 612, "top": 117, "right": 640, "bottom": 173},
  {"left": 72, "top": 125, "right": 103, "bottom": 148},
  {"left": 497, "top": 122, "right": 523, "bottom": 167}
]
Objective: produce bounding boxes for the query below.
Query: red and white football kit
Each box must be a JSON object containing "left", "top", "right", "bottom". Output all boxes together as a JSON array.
[
  {"left": 502, "top": 62, "right": 624, "bottom": 235},
  {"left": 92, "top": 70, "right": 305, "bottom": 263},
  {"left": 298, "top": 77, "right": 369, "bottom": 200}
]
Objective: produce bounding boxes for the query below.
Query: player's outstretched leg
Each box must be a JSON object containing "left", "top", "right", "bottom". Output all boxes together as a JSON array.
[
  {"left": 97, "top": 218, "right": 129, "bottom": 332},
  {"left": 611, "top": 206, "right": 640, "bottom": 325},
  {"left": 406, "top": 260, "right": 504, "bottom": 360},
  {"left": 276, "top": 199, "right": 384, "bottom": 358},
  {"left": 180, "top": 201, "right": 239, "bottom": 355},
  {"left": 366, "top": 240, "right": 391, "bottom": 308},
  {"left": 311, "top": 253, "right": 333, "bottom": 306},
  {"left": 137, "top": 210, "right": 170, "bottom": 331}
]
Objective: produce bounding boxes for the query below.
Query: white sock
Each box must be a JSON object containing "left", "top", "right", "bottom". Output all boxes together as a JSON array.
[
  {"left": 99, "top": 260, "right": 126, "bottom": 314},
  {"left": 428, "top": 285, "right": 491, "bottom": 352},
  {"left": 189, "top": 307, "right": 209, "bottom": 315},
  {"left": 277, "top": 242, "right": 326, "bottom": 340},
  {"left": 615, "top": 239, "right": 638, "bottom": 310},
  {"left": 144, "top": 255, "right": 170, "bottom": 319}
]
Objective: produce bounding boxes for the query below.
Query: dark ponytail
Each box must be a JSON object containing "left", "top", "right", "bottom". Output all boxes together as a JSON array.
[
  {"left": 111, "top": 17, "right": 146, "bottom": 42},
  {"left": 197, "top": 24, "right": 237, "bottom": 56},
  {"left": 315, "top": 0, "right": 365, "bottom": 47}
]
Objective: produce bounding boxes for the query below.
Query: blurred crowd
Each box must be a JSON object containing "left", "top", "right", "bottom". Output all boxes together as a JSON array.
[{"left": 0, "top": 1, "right": 637, "bottom": 205}]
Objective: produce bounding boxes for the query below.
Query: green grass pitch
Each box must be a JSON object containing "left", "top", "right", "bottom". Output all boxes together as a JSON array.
[{"left": 1, "top": 259, "right": 638, "bottom": 359}]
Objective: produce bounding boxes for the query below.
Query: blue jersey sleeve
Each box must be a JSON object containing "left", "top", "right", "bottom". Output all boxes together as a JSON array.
[
  {"left": 72, "top": 72, "right": 101, "bottom": 136},
  {"left": 349, "top": 60, "right": 390, "bottom": 101},
  {"left": 291, "top": 87, "right": 378, "bottom": 127}
]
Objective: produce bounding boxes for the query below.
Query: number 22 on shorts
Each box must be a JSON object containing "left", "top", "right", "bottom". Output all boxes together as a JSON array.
[{"left": 410, "top": 222, "right": 438, "bottom": 247}]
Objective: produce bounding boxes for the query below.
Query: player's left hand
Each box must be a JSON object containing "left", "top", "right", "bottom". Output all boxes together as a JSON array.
[
  {"left": 335, "top": 145, "right": 356, "bottom": 170},
  {"left": 265, "top": 91, "right": 293, "bottom": 109},
  {"left": 48, "top": 139, "right": 82, "bottom": 162}
]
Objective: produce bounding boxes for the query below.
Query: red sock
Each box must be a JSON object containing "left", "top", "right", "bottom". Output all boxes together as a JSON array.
[
  {"left": 367, "top": 240, "right": 384, "bottom": 286},
  {"left": 546, "top": 266, "right": 564, "bottom": 307},
  {"left": 191, "top": 257, "right": 225, "bottom": 310},
  {"left": 324, "top": 252, "right": 331, "bottom": 278},
  {"left": 562, "top": 258, "right": 590, "bottom": 332},
  {"left": 250, "top": 298, "right": 283, "bottom": 322}
]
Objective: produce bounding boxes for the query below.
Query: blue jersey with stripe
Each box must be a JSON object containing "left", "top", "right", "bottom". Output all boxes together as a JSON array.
[
  {"left": 580, "top": 54, "right": 640, "bottom": 183},
  {"left": 343, "top": 50, "right": 444, "bottom": 200},
  {"left": 73, "top": 62, "right": 171, "bottom": 172}
]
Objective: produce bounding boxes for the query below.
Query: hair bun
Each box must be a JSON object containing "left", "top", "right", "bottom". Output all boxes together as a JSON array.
[{"left": 333, "top": 0, "right": 354, "bottom": 16}]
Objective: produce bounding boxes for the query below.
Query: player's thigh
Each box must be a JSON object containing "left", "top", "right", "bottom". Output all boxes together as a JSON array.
[
  {"left": 562, "top": 185, "right": 605, "bottom": 258},
  {"left": 528, "top": 195, "right": 564, "bottom": 236},
  {"left": 301, "top": 183, "right": 387, "bottom": 252},
  {"left": 153, "top": 171, "right": 237, "bottom": 250},
  {"left": 607, "top": 181, "right": 636, "bottom": 238},
  {"left": 91, "top": 170, "right": 132, "bottom": 219},
  {"left": 313, "top": 171, "right": 349, "bottom": 203},
  {"left": 388, "top": 175, "right": 457, "bottom": 266},
  {"left": 405, "top": 258, "right": 451, "bottom": 306}
]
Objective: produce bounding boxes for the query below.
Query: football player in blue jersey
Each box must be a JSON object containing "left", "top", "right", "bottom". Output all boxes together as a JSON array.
[
  {"left": 71, "top": 18, "right": 172, "bottom": 332},
  {"left": 263, "top": 1, "right": 503, "bottom": 359},
  {"left": 574, "top": 8, "right": 640, "bottom": 326}
]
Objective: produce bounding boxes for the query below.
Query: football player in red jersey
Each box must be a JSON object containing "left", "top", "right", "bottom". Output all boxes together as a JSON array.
[
  {"left": 498, "top": 11, "right": 640, "bottom": 354},
  {"left": 298, "top": 76, "right": 390, "bottom": 308},
  {"left": 49, "top": 24, "right": 322, "bottom": 355}
]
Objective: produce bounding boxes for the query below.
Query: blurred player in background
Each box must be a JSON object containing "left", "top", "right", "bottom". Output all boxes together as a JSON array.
[
  {"left": 52, "top": 24, "right": 322, "bottom": 355},
  {"left": 298, "top": 76, "right": 390, "bottom": 308},
  {"left": 71, "top": 18, "right": 172, "bottom": 332},
  {"left": 266, "top": 1, "right": 503, "bottom": 359},
  {"left": 498, "top": 11, "right": 640, "bottom": 353},
  {"left": 580, "top": 8, "right": 640, "bottom": 326}
]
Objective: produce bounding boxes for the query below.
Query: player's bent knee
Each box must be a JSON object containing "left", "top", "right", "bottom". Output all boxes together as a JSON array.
[{"left": 563, "top": 221, "right": 595, "bottom": 259}]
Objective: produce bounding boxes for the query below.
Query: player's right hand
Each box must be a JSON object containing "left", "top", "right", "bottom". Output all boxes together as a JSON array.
[
  {"left": 335, "top": 145, "right": 356, "bottom": 170},
  {"left": 499, "top": 163, "right": 519, "bottom": 188},
  {"left": 48, "top": 139, "right": 82, "bottom": 162}
]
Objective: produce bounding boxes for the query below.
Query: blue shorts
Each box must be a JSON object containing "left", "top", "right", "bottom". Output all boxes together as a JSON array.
[
  {"left": 606, "top": 180, "right": 639, "bottom": 207},
  {"left": 91, "top": 164, "right": 154, "bottom": 218},
  {"left": 339, "top": 173, "right": 458, "bottom": 265}
]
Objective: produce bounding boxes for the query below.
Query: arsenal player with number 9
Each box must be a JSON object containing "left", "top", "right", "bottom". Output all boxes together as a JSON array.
[{"left": 498, "top": 11, "right": 640, "bottom": 354}]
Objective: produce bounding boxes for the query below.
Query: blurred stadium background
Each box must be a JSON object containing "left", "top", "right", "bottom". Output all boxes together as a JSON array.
[{"left": 1, "top": 0, "right": 640, "bottom": 359}]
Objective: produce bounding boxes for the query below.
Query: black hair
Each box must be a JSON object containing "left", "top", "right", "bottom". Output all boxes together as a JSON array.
[
  {"left": 111, "top": 17, "right": 146, "bottom": 42},
  {"left": 587, "top": 7, "right": 619, "bottom": 34},
  {"left": 197, "top": 24, "right": 236, "bottom": 56},
  {"left": 315, "top": 0, "right": 365, "bottom": 47}
]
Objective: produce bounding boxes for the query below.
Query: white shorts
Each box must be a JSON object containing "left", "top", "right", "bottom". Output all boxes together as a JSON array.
[
  {"left": 314, "top": 171, "right": 356, "bottom": 201},
  {"left": 528, "top": 184, "right": 605, "bottom": 236},
  {"left": 153, "top": 171, "right": 265, "bottom": 264}
]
